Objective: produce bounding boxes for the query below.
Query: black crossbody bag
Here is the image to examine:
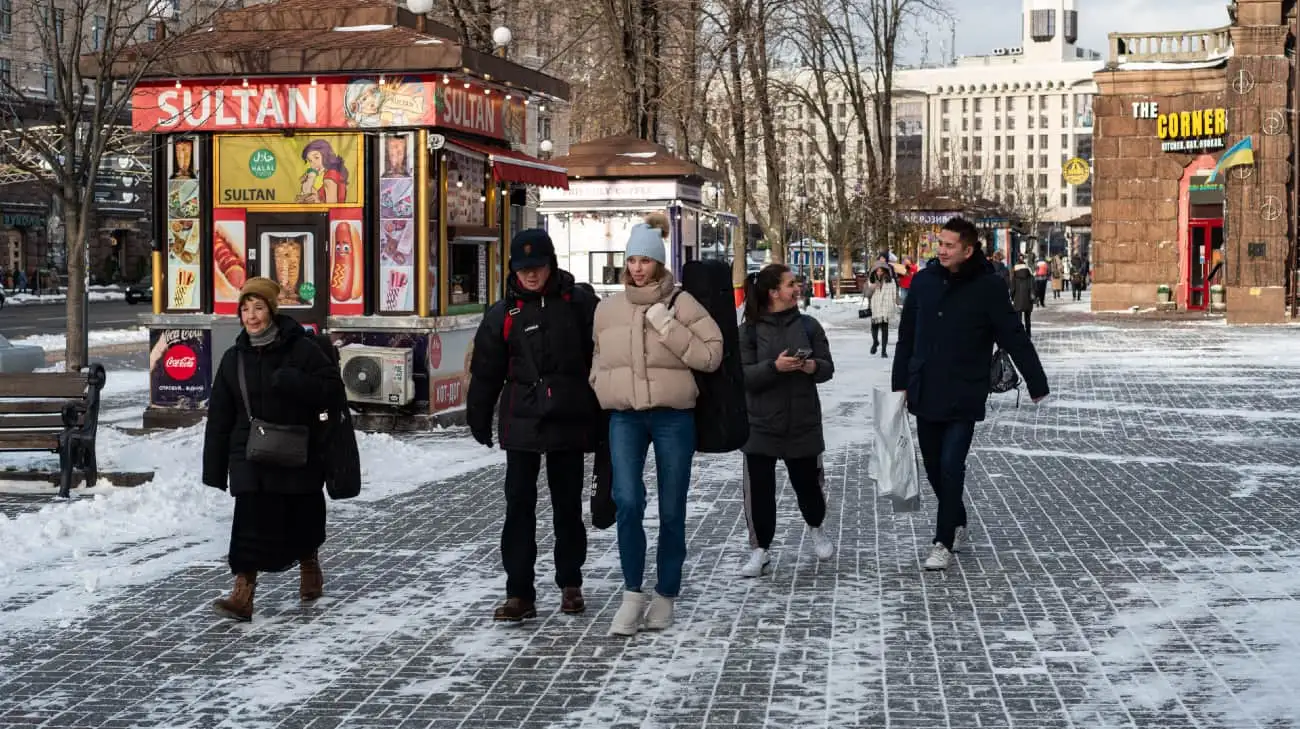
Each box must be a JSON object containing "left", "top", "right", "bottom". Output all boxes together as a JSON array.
[{"left": 238, "top": 352, "right": 310, "bottom": 468}]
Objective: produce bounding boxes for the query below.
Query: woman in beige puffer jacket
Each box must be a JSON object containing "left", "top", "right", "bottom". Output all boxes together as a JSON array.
[{"left": 591, "top": 213, "right": 722, "bottom": 638}]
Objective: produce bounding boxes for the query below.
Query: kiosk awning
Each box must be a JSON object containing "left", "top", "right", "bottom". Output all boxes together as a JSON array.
[{"left": 447, "top": 139, "right": 569, "bottom": 190}]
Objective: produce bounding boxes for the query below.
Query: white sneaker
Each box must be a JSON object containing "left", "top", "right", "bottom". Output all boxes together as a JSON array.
[
  {"left": 739, "top": 548, "right": 771, "bottom": 578},
  {"left": 810, "top": 527, "right": 835, "bottom": 560},
  {"left": 608, "top": 590, "right": 647, "bottom": 636},
  {"left": 644, "top": 593, "right": 674, "bottom": 631},
  {"left": 952, "top": 526, "right": 968, "bottom": 553},
  {"left": 924, "top": 543, "right": 952, "bottom": 571}
]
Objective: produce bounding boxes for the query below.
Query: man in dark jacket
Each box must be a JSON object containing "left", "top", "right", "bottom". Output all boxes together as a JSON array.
[
  {"left": 467, "top": 228, "right": 600, "bottom": 622},
  {"left": 891, "top": 217, "right": 1049, "bottom": 571}
]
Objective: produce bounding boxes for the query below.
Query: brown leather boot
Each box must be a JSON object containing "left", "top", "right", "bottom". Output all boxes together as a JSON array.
[
  {"left": 212, "top": 572, "right": 256, "bottom": 622},
  {"left": 493, "top": 597, "right": 537, "bottom": 622},
  {"left": 560, "top": 587, "right": 586, "bottom": 614},
  {"left": 299, "top": 553, "right": 323, "bottom": 602}
]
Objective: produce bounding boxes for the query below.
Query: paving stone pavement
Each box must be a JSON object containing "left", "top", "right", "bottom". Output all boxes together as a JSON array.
[{"left": 2, "top": 313, "right": 1299, "bottom": 729}]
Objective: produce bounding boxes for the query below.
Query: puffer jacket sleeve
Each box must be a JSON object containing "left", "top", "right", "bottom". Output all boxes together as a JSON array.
[
  {"left": 740, "top": 322, "right": 780, "bottom": 393},
  {"left": 657, "top": 292, "right": 723, "bottom": 373},
  {"left": 202, "top": 351, "right": 236, "bottom": 490},
  {"left": 467, "top": 302, "right": 509, "bottom": 437},
  {"left": 275, "top": 337, "right": 344, "bottom": 410},
  {"left": 806, "top": 317, "right": 835, "bottom": 384}
]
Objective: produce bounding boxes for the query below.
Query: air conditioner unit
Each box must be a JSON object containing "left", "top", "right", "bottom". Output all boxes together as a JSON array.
[{"left": 339, "top": 345, "right": 414, "bottom": 406}]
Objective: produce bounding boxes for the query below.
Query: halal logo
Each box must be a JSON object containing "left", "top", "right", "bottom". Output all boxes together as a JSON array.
[{"left": 249, "top": 149, "right": 277, "bottom": 179}]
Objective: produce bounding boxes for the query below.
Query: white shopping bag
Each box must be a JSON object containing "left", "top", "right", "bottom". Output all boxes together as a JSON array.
[{"left": 871, "top": 387, "right": 921, "bottom": 513}]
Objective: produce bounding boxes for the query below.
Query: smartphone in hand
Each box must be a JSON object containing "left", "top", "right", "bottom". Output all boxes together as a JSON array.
[{"left": 793, "top": 348, "right": 813, "bottom": 360}]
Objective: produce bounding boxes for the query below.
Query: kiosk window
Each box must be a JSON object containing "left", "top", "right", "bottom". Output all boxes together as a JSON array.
[
  {"left": 448, "top": 241, "right": 484, "bottom": 315},
  {"left": 591, "top": 251, "right": 625, "bottom": 285}
]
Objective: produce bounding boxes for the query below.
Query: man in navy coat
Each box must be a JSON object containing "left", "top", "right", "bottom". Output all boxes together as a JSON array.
[{"left": 891, "top": 217, "right": 1049, "bottom": 571}]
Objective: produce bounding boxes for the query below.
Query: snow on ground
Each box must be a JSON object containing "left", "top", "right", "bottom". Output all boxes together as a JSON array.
[
  {"left": 10, "top": 326, "right": 148, "bottom": 351},
  {"left": 3, "top": 286, "right": 127, "bottom": 306}
]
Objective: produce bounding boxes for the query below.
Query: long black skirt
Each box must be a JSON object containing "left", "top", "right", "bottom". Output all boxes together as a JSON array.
[{"left": 228, "top": 491, "right": 327, "bottom": 574}]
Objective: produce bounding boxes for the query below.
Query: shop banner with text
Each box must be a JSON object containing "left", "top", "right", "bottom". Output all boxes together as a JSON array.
[
  {"left": 213, "top": 208, "right": 247, "bottom": 315},
  {"left": 215, "top": 134, "right": 362, "bottom": 208},
  {"left": 149, "top": 328, "right": 212, "bottom": 409},
  {"left": 329, "top": 208, "right": 365, "bottom": 316},
  {"left": 133, "top": 77, "right": 526, "bottom": 144}
]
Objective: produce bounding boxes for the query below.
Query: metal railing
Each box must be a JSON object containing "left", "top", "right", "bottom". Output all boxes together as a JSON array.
[{"left": 1108, "top": 26, "right": 1232, "bottom": 65}]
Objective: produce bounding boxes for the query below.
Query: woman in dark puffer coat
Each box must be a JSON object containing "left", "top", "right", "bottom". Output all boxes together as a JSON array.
[
  {"left": 737, "top": 264, "right": 836, "bottom": 579},
  {"left": 202, "top": 277, "right": 344, "bottom": 621}
]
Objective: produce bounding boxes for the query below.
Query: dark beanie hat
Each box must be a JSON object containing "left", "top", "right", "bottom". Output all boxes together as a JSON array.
[{"left": 510, "top": 228, "right": 555, "bottom": 272}]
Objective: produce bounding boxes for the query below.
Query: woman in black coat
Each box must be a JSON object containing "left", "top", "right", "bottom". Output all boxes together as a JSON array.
[
  {"left": 737, "top": 264, "right": 836, "bottom": 579},
  {"left": 1010, "top": 261, "right": 1036, "bottom": 337},
  {"left": 202, "top": 277, "right": 344, "bottom": 621}
]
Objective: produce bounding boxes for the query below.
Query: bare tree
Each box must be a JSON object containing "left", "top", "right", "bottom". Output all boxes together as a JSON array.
[{"left": 0, "top": 0, "right": 224, "bottom": 369}]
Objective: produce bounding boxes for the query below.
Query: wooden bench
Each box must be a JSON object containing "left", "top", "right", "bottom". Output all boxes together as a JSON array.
[{"left": 0, "top": 364, "right": 107, "bottom": 498}]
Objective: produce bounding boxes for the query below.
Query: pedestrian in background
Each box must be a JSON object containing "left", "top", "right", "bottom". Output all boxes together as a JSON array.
[
  {"left": 892, "top": 218, "right": 1049, "bottom": 571},
  {"left": 1070, "top": 255, "right": 1087, "bottom": 301},
  {"left": 467, "top": 229, "right": 600, "bottom": 622},
  {"left": 202, "top": 277, "right": 345, "bottom": 621},
  {"left": 1011, "top": 258, "right": 1036, "bottom": 337},
  {"left": 865, "top": 264, "right": 898, "bottom": 358},
  {"left": 1050, "top": 255, "right": 1065, "bottom": 300},
  {"left": 590, "top": 213, "right": 723, "bottom": 636},
  {"left": 1034, "top": 256, "right": 1050, "bottom": 307},
  {"left": 897, "top": 256, "right": 917, "bottom": 305},
  {"left": 737, "top": 264, "right": 835, "bottom": 578}
]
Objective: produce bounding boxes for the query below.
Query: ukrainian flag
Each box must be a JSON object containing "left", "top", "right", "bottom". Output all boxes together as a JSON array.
[{"left": 1207, "top": 137, "right": 1255, "bottom": 183}]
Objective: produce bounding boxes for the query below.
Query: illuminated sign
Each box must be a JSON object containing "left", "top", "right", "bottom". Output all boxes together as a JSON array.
[{"left": 1132, "top": 101, "right": 1227, "bottom": 153}]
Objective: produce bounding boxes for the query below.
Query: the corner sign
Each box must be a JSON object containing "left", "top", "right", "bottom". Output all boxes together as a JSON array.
[{"left": 1133, "top": 102, "right": 1226, "bottom": 153}]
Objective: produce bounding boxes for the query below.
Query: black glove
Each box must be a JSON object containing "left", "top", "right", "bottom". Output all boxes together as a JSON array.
[{"left": 471, "top": 428, "right": 493, "bottom": 448}]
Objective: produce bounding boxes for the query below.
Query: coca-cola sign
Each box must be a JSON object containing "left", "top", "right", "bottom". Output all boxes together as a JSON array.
[
  {"left": 164, "top": 345, "right": 198, "bottom": 381},
  {"left": 150, "top": 329, "right": 212, "bottom": 409}
]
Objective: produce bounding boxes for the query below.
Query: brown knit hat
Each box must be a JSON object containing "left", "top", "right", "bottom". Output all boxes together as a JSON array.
[{"left": 238, "top": 276, "right": 281, "bottom": 315}]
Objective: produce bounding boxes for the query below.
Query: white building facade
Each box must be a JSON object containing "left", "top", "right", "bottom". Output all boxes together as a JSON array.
[{"left": 893, "top": 0, "right": 1102, "bottom": 230}]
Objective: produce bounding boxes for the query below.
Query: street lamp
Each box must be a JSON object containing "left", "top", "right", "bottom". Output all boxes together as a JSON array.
[
  {"left": 493, "top": 26, "right": 512, "bottom": 58},
  {"left": 406, "top": 0, "right": 432, "bottom": 14},
  {"left": 539, "top": 139, "right": 553, "bottom": 156}
]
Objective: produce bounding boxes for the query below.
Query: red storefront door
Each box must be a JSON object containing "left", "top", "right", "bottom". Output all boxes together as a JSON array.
[{"left": 1186, "top": 219, "right": 1223, "bottom": 310}]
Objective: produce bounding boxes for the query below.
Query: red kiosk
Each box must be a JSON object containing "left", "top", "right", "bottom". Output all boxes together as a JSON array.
[{"left": 105, "top": 0, "right": 570, "bottom": 429}]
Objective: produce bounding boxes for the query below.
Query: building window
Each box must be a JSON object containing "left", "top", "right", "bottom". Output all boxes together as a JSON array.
[
  {"left": 1028, "top": 136, "right": 1035, "bottom": 150},
  {"left": 941, "top": 99, "right": 950, "bottom": 114},
  {"left": 975, "top": 117, "right": 983, "bottom": 131},
  {"left": 54, "top": 9, "right": 64, "bottom": 42},
  {"left": 995, "top": 117, "right": 1002, "bottom": 131},
  {"left": 941, "top": 158, "right": 951, "bottom": 171},
  {"left": 92, "top": 15, "right": 105, "bottom": 51},
  {"left": 995, "top": 97, "right": 1002, "bottom": 112},
  {"left": 1039, "top": 95, "right": 1048, "bottom": 110},
  {"left": 1039, "top": 115, "right": 1049, "bottom": 129},
  {"left": 1061, "top": 192, "right": 1069, "bottom": 207},
  {"left": 1007, "top": 117, "right": 1016, "bottom": 130},
  {"left": 995, "top": 156, "right": 1002, "bottom": 169},
  {"left": 995, "top": 175, "right": 1002, "bottom": 189},
  {"left": 941, "top": 138, "right": 950, "bottom": 151},
  {"left": 1007, "top": 156, "right": 1015, "bottom": 168},
  {"left": 995, "top": 136, "right": 1002, "bottom": 151},
  {"left": 1038, "top": 193, "right": 1049, "bottom": 208},
  {"left": 1031, "top": 9, "right": 1056, "bottom": 41},
  {"left": 1006, "top": 97, "right": 1016, "bottom": 112},
  {"left": 974, "top": 137, "right": 983, "bottom": 152},
  {"left": 962, "top": 137, "right": 969, "bottom": 152},
  {"left": 1061, "top": 134, "right": 1068, "bottom": 150},
  {"left": 1006, "top": 136, "right": 1015, "bottom": 151},
  {"left": 1028, "top": 115, "right": 1035, "bottom": 129},
  {"left": 590, "top": 251, "right": 625, "bottom": 285},
  {"left": 1028, "top": 155, "right": 1035, "bottom": 169},
  {"left": 147, "top": 25, "right": 156, "bottom": 41},
  {"left": 1075, "top": 94, "right": 1094, "bottom": 128},
  {"left": 0, "top": 58, "right": 10, "bottom": 89},
  {"left": 974, "top": 98, "right": 983, "bottom": 113},
  {"left": 974, "top": 156, "right": 982, "bottom": 170},
  {"left": 1005, "top": 174, "right": 1014, "bottom": 188},
  {"left": 0, "top": 0, "right": 11, "bottom": 35},
  {"left": 942, "top": 118, "right": 950, "bottom": 132},
  {"left": 1040, "top": 155, "right": 1048, "bottom": 169},
  {"left": 43, "top": 64, "right": 54, "bottom": 98},
  {"left": 961, "top": 157, "right": 969, "bottom": 170},
  {"left": 1039, "top": 174, "right": 1048, "bottom": 188},
  {"left": 962, "top": 98, "right": 969, "bottom": 113},
  {"left": 962, "top": 118, "right": 968, "bottom": 131}
]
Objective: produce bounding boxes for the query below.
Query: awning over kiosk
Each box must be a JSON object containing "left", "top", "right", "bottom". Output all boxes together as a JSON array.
[{"left": 446, "top": 139, "right": 569, "bottom": 190}]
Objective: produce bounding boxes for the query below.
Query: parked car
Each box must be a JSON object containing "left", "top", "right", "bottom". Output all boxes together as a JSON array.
[{"left": 125, "top": 284, "right": 152, "bottom": 305}]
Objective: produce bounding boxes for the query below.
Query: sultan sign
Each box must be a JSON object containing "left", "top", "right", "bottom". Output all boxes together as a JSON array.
[
  {"left": 132, "top": 76, "right": 526, "bottom": 144},
  {"left": 1132, "top": 101, "right": 1227, "bottom": 153}
]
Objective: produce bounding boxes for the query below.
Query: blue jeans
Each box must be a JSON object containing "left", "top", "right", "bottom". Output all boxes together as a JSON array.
[
  {"left": 914, "top": 418, "right": 976, "bottom": 550},
  {"left": 608, "top": 409, "right": 695, "bottom": 598}
]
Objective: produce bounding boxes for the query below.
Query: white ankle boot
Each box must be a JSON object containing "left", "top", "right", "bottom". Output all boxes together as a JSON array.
[
  {"left": 608, "top": 590, "right": 646, "bottom": 636},
  {"left": 644, "top": 593, "right": 674, "bottom": 630},
  {"left": 739, "top": 548, "right": 771, "bottom": 578},
  {"left": 809, "top": 527, "right": 835, "bottom": 560}
]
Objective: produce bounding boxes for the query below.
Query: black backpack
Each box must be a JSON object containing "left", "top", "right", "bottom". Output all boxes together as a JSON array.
[{"left": 669, "top": 259, "right": 749, "bottom": 453}]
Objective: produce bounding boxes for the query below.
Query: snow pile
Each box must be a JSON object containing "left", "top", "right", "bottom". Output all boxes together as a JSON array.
[
  {"left": 4, "top": 289, "right": 127, "bottom": 306},
  {"left": 12, "top": 326, "right": 149, "bottom": 351}
]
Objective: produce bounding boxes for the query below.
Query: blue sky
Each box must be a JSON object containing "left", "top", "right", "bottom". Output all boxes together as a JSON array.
[{"left": 912, "top": 0, "right": 1233, "bottom": 62}]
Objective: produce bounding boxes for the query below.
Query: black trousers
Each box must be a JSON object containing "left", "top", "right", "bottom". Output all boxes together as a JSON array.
[
  {"left": 502, "top": 450, "right": 587, "bottom": 602},
  {"left": 1021, "top": 311, "right": 1032, "bottom": 338},
  {"left": 914, "top": 419, "right": 975, "bottom": 550},
  {"left": 1034, "top": 280, "right": 1048, "bottom": 307},
  {"left": 743, "top": 454, "right": 827, "bottom": 550},
  {"left": 871, "top": 322, "right": 890, "bottom": 352}
]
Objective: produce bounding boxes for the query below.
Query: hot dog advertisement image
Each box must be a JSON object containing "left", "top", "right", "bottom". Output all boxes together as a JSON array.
[{"left": 329, "top": 219, "right": 364, "bottom": 305}]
